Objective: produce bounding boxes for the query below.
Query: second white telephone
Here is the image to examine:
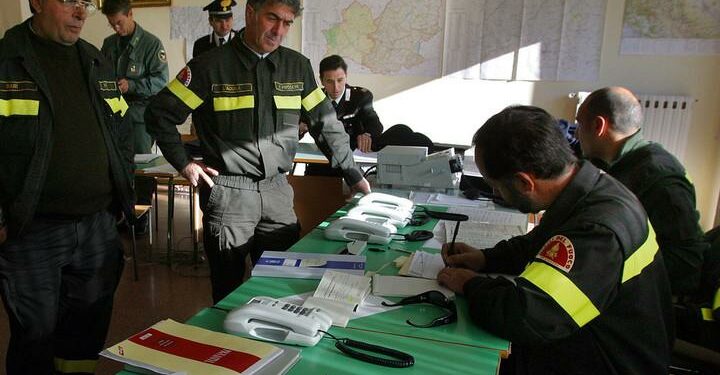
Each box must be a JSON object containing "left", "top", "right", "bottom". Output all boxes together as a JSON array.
[
  {"left": 224, "top": 296, "right": 332, "bottom": 346},
  {"left": 324, "top": 216, "right": 395, "bottom": 244}
]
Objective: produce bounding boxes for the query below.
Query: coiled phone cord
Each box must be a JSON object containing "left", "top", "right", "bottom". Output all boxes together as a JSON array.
[{"left": 319, "top": 330, "right": 415, "bottom": 368}]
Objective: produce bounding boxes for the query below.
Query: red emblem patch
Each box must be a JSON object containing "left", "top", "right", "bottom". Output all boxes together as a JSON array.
[
  {"left": 536, "top": 235, "right": 575, "bottom": 272},
  {"left": 177, "top": 66, "right": 192, "bottom": 87}
]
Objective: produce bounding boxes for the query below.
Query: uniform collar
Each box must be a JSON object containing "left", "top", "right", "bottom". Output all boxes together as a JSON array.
[
  {"left": 536, "top": 161, "right": 601, "bottom": 231},
  {"left": 233, "top": 28, "right": 280, "bottom": 70},
  {"left": 610, "top": 129, "right": 650, "bottom": 167},
  {"left": 126, "top": 22, "right": 145, "bottom": 50}
]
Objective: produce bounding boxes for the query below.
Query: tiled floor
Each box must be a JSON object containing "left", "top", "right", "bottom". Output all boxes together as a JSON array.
[{"left": 0, "top": 186, "right": 213, "bottom": 374}]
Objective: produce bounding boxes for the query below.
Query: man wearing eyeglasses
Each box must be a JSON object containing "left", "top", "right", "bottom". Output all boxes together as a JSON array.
[
  {"left": 0, "top": 0, "right": 134, "bottom": 373},
  {"left": 438, "top": 106, "right": 673, "bottom": 374},
  {"left": 101, "top": 0, "right": 169, "bottom": 155}
]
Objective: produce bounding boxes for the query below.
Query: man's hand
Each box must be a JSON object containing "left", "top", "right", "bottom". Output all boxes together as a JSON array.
[
  {"left": 441, "top": 242, "right": 486, "bottom": 270},
  {"left": 117, "top": 78, "right": 129, "bottom": 94},
  {"left": 351, "top": 177, "right": 371, "bottom": 195},
  {"left": 181, "top": 161, "right": 219, "bottom": 187},
  {"left": 437, "top": 267, "right": 480, "bottom": 294},
  {"left": 0, "top": 225, "right": 6, "bottom": 246},
  {"left": 356, "top": 133, "right": 372, "bottom": 153},
  {"left": 298, "top": 121, "right": 309, "bottom": 140}
]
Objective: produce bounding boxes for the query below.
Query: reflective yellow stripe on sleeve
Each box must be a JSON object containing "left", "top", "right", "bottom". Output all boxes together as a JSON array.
[
  {"left": 520, "top": 261, "right": 600, "bottom": 327},
  {"left": 103, "top": 96, "right": 129, "bottom": 117},
  {"left": 274, "top": 95, "right": 301, "bottom": 110},
  {"left": 167, "top": 79, "right": 203, "bottom": 110},
  {"left": 213, "top": 95, "right": 254, "bottom": 111},
  {"left": 0, "top": 98, "right": 39, "bottom": 116},
  {"left": 301, "top": 87, "right": 326, "bottom": 111},
  {"left": 701, "top": 308, "right": 714, "bottom": 321},
  {"left": 622, "top": 223, "right": 658, "bottom": 283},
  {"left": 54, "top": 357, "right": 97, "bottom": 374}
]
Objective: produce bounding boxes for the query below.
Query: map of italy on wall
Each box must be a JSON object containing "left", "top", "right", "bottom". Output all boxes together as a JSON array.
[
  {"left": 302, "top": 0, "right": 446, "bottom": 77},
  {"left": 621, "top": 0, "right": 720, "bottom": 55}
]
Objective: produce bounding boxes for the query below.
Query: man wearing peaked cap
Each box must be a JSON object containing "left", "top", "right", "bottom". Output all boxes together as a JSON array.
[{"left": 193, "top": 0, "right": 238, "bottom": 58}]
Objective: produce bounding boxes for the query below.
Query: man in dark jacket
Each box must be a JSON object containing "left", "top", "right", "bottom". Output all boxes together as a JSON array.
[
  {"left": 0, "top": 0, "right": 134, "bottom": 373},
  {"left": 192, "top": 0, "right": 238, "bottom": 58},
  {"left": 146, "top": 0, "right": 370, "bottom": 303},
  {"left": 438, "top": 106, "right": 673, "bottom": 374},
  {"left": 576, "top": 86, "right": 707, "bottom": 296}
]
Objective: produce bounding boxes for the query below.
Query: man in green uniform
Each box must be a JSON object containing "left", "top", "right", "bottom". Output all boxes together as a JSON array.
[
  {"left": 438, "top": 106, "right": 673, "bottom": 374},
  {"left": 576, "top": 86, "right": 707, "bottom": 296},
  {"left": 102, "top": 0, "right": 168, "bottom": 154},
  {"left": 0, "top": 0, "right": 134, "bottom": 372},
  {"left": 146, "top": 0, "right": 370, "bottom": 303}
]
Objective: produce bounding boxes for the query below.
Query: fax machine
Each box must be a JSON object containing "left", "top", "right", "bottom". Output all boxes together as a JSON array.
[{"left": 376, "top": 146, "right": 463, "bottom": 194}]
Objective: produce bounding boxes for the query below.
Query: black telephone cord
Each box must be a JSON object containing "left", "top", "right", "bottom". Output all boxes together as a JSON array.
[{"left": 319, "top": 330, "right": 415, "bottom": 368}]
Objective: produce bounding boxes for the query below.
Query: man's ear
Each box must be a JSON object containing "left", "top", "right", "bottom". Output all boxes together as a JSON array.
[
  {"left": 513, "top": 172, "right": 536, "bottom": 194},
  {"left": 593, "top": 115, "right": 611, "bottom": 137},
  {"left": 30, "top": 0, "right": 42, "bottom": 14}
]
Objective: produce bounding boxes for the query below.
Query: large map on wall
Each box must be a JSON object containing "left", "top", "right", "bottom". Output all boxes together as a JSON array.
[
  {"left": 302, "top": 0, "right": 445, "bottom": 76},
  {"left": 302, "top": 0, "right": 606, "bottom": 81},
  {"left": 620, "top": 0, "right": 720, "bottom": 55}
]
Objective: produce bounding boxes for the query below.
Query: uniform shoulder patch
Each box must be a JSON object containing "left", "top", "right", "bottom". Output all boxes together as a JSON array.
[
  {"left": 158, "top": 49, "right": 167, "bottom": 63},
  {"left": 536, "top": 235, "right": 575, "bottom": 272},
  {"left": 177, "top": 66, "right": 192, "bottom": 87}
]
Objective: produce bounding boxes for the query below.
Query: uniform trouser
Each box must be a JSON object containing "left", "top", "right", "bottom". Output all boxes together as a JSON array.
[
  {"left": 0, "top": 210, "right": 124, "bottom": 375},
  {"left": 129, "top": 104, "right": 154, "bottom": 154},
  {"left": 200, "top": 174, "right": 300, "bottom": 304}
]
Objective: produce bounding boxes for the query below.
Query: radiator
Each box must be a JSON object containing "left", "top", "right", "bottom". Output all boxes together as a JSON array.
[
  {"left": 636, "top": 94, "right": 693, "bottom": 163},
  {"left": 571, "top": 92, "right": 693, "bottom": 163}
]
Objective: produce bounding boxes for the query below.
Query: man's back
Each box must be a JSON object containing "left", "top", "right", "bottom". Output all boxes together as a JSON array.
[{"left": 607, "top": 138, "right": 707, "bottom": 295}]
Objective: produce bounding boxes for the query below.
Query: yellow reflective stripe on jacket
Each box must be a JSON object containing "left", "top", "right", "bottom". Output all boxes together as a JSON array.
[
  {"left": 168, "top": 79, "right": 203, "bottom": 110},
  {"left": 301, "top": 87, "right": 325, "bottom": 111},
  {"left": 274, "top": 95, "right": 301, "bottom": 110},
  {"left": 213, "top": 95, "right": 254, "bottom": 111},
  {"left": 54, "top": 357, "right": 97, "bottom": 374},
  {"left": 622, "top": 223, "right": 658, "bottom": 283},
  {"left": 713, "top": 287, "right": 719, "bottom": 311},
  {"left": 0, "top": 98, "right": 39, "bottom": 116},
  {"left": 701, "top": 307, "right": 714, "bottom": 321},
  {"left": 521, "top": 262, "right": 600, "bottom": 327},
  {"left": 103, "top": 96, "right": 128, "bottom": 117}
]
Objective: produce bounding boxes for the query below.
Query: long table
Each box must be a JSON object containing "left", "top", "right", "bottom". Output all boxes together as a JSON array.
[{"left": 117, "top": 199, "right": 511, "bottom": 374}]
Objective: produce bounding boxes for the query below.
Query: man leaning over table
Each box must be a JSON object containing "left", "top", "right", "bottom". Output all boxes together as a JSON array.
[
  {"left": 146, "top": 0, "right": 370, "bottom": 304},
  {"left": 437, "top": 106, "right": 673, "bottom": 374}
]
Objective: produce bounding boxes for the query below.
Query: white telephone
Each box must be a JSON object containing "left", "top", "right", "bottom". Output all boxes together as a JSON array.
[
  {"left": 346, "top": 205, "right": 411, "bottom": 228},
  {"left": 224, "top": 296, "right": 333, "bottom": 346},
  {"left": 358, "top": 192, "right": 415, "bottom": 211},
  {"left": 324, "top": 216, "right": 394, "bottom": 245}
]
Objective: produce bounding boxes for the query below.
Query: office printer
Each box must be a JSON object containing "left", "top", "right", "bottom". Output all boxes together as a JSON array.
[{"left": 376, "top": 146, "right": 463, "bottom": 194}]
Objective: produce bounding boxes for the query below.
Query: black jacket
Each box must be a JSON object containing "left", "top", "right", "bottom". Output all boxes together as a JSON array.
[
  {"left": 192, "top": 30, "right": 237, "bottom": 58},
  {"left": 0, "top": 20, "right": 134, "bottom": 238},
  {"left": 465, "top": 161, "right": 673, "bottom": 374},
  {"left": 328, "top": 84, "right": 383, "bottom": 150}
]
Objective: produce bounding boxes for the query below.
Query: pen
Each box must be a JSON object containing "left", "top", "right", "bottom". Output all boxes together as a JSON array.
[{"left": 446, "top": 221, "right": 462, "bottom": 267}]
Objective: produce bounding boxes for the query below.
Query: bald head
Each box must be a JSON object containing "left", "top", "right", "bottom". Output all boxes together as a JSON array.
[{"left": 580, "top": 87, "right": 643, "bottom": 135}]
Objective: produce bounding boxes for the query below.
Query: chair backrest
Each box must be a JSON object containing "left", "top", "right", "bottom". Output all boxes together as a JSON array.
[
  {"left": 134, "top": 175, "right": 158, "bottom": 205},
  {"left": 374, "top": 124, "right": 434, "bottom": 152}
]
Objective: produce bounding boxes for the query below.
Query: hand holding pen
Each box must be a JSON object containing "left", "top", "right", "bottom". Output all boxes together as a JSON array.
[{"left": 441, "top": 242, "right": 486, "bottom": 270}]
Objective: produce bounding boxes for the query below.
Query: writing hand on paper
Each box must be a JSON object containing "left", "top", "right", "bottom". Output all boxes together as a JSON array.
[
  {"left": 351, "top": 177, "right": 371, "bottom": 195},
  {"left": 437, "top": 267, "right": 480, "bottom": 294},
  {"left": 441, "top": 242, "right": 486, "bottom": 270},
  {"left": 181, "top": 161, "right": 219, "bottom": 188}
]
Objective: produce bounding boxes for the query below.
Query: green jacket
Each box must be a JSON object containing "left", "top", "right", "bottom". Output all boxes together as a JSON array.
[
  {"left": 145, "top": 29, "right": 362, "bottom": 185},
  {"left": 0, "top": 20, "right": 134, "bottom": 238},
  {"left": 603, "top": 131, "right": 708, "bottom": 295},
  {"left": 101, "top": 23, "right": 168, "bottom": 123}
]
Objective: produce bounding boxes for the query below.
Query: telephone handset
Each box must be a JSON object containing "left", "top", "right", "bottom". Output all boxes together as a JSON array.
[
  {"left": 358, "top": 192, "right": 415, "bottom": 211},
  {"left": 223, "top": 296, "right": 332, "bottom": 346},
  {"left": 347, "top": 205, "right": 411, "bottom": 228},
  {"left": 324, "top": 216, "right": 395, "bottom": 245}
]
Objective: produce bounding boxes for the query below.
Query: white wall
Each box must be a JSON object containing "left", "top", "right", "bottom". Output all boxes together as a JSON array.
[{"left": 4, "top": 0, "right": 719, "bottom": 230}]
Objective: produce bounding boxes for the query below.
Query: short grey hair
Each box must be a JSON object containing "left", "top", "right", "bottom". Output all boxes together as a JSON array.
[
  {"left": 582, "top": 87, "right": 643, "bottom": 134},
  {"left": 247, "top": 0, "right": 302, "bottom": 17}
]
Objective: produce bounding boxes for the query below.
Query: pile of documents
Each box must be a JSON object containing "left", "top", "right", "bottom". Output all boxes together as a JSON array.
[{"left": 252, "top": 251, "right": 366, "bottom": 279}]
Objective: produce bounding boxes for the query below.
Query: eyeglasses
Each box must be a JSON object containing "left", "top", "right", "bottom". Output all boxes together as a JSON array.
[
  {"left": 59, "top": 0, "right": 97, "bottom": 15},
  {"left": 382, "top": 291, "right": 457, "bottom": 328}
]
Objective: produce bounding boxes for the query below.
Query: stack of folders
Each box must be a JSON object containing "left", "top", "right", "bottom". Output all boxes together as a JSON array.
[
  {"left": 101, "top": 319, "right": 300, "bottom": 375},
  {"left": 252, "top": 251, "right": 366, "bottom": 279}
]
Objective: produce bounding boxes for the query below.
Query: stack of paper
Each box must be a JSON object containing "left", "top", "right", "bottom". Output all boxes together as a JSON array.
[
  {"left": 372, "top": 275, "right": 454, "bottom": 299},
  {"left": 252, "top": 251, "right": 366, "bottom": 279},
  {"left": 398, "top": 251, "right": 445, "bottom": 280},
  {"left": 303, "top": 270, "right": 372, "bottom": 327},
  {"left": 101, "top": 319, "right": 299, "bottom": 375}
]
